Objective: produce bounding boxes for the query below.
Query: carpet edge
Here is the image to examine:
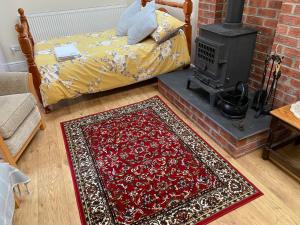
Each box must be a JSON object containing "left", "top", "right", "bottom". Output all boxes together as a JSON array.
[{"left": 60, "top": 122, "right": 87, "bottom": 225}]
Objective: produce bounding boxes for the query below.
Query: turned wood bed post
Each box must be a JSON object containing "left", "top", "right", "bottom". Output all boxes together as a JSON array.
[
  {"left": 141, "top": 0, "right": 193, "bottom": 55},
  {"left": 15, "top": 8, "right": 43, "bottom": 106},
  {"left": 183, "top": 0, "right": 193, "bottom": 55}
]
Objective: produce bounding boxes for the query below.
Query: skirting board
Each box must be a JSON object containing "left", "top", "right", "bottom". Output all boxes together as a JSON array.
[{"left": 0, "top": 63, "right": 9, "bottom": 72}]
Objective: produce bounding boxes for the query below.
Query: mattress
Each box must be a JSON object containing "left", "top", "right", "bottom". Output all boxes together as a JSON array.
[{"left": 34, "top": 29, "right": 190, "bottom": 106}]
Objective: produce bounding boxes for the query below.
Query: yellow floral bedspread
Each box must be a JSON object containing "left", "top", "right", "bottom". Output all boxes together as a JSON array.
[{"left": 35, "top": 29, "right": 190, "bottom": 106}]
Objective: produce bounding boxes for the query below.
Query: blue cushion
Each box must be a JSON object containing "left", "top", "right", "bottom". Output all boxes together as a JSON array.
[
  {"left": 116, "top": 0, "right": 141, "bottom": 36},
  {"left": 128, "top": 1, "right": 157, "bottom": 45}
]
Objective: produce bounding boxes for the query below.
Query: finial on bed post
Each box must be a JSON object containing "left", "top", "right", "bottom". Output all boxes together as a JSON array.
[
  {"left": 18, "top": 8, "right": 35, "bottom": 47},
  {"left": 141, "top": 0, "right": 147, "bottom": 7},
  {"left": 183, "top": 0, "right": 193, "bottom": 55},
  {"left": 15, "top": 23, "right": 43, "bottom": 106}
]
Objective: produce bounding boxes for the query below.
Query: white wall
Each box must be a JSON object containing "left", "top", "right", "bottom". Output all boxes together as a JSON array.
[{"left": 0, "top": 45, "right": 8, "bottom": 71}]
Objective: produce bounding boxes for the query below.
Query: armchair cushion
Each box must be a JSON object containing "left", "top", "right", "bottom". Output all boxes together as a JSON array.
[
  {"left": 5, "top": 107, "right": 41, "bottom": 156},
  {"left": 0, "top": 72, "right": 30, "bottom": 96},
  {"left": 0, "top": 93, "right": 36, "bottom": 139}
]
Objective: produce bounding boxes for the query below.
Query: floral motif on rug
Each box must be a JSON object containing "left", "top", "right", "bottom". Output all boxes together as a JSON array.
[{"left": 61, "top": 96, "right": 262, "bottom": 225}]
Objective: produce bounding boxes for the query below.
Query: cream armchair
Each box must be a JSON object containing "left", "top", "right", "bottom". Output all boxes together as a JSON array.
[{"left": 0, "top": 72, "right": 45, "bottom": 167}]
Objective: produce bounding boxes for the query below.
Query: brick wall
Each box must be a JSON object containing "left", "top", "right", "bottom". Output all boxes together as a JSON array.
[
  {"left": 198, "top": 0, "right": 226, "bottom": 25},
  {"left": 197, "top": 0, "right": 300, "bottom": 106},
  {"left": 243, "top": 0, "right": 283, "bottom": 93},
  {"left": 271, "top": 0, "right": 300, "bottom": 105}
]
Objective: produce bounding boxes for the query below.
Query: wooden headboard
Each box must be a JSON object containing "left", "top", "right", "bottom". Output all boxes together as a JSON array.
[{"left": 142, "top": 0, "right": 193, "bottom": 54}]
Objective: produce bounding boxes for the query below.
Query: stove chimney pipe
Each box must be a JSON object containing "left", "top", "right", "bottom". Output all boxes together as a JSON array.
[{"left": 224, "top": 0, "right": 245, "bottom": 27}]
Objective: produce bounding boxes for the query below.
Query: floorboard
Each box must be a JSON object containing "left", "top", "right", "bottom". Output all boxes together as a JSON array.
[{"left": 13, "top": 83, "right": 300, "bottom": 225}]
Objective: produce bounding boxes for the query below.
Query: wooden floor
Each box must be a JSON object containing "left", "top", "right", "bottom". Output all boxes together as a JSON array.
[{"left": 14, "top": 83, "right": 300, "bottom": 225}]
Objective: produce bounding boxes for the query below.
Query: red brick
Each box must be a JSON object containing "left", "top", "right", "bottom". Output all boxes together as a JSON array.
[
  {"left": 268, "top": 0, "right": 283, "bottom": 9},
  {"left": 210, "top": 129, "right": 234, "bottom": 152},
  {"left": 198, "top": 3, "right": 211, "bottom": 10},
  {"left": 198, "top": 17, "right": 210, "bottom": 25},
  {"left": 246, "top": 16, "right": 264, "bottom": 26},
  {"left": 279, "top": 56, "right": 293, "bottom": 68},
  {"left": 204, "top": 117, "right": 220, "bottom": 133},
  {"left": 284, "top": 47, "right": 300, "bottom": 58},
  {"left": 279, "top": 14, "right": 300, "bottom": 26},
  {"left": 248, "top": 79, "right": 261, "bottom": 90},
  {"left": 215, "top": 3, "right": 225, "bottom": 11},
  {"left": 173, "top": 98, "right": 185, "bottom": 110},
  {"left": 252, "top": 58, "right": 266, "bottom": 67},
  {"left": 249, "top": 0, "right": 267, "bottom": 7},
  {"left": 244, "top": 6, "right": 257, "bottom": 15},
  {"left": 295, "top": 5, "right": 300, "bottom": 14},
  {"left": 288, "top": 27, "right": 300, "bottom": 38},
  {"left": 258, "top": 8, "right": 278, "bottom": 18},
  {"left": 257, "top": 26, "right": 275, "bottom": 36},
  {"left": 276, "top": 24, "right": 289, "bottom": 35},
  {"left": 283, "top": 94, "right": 298, "bottom": 104},
  {"left": 195, "top": 118, "right": 211, "bottom": 134},
  {"left": 257, "top": 35, "right": 275, "bottom": 46},
  {"left": 293, "top": 61, "right": 300, "bottom": 71},
  {"left": 220, "top": 130, "right": 236, "bottom": 144},
  {"left": 291, "top": 79, "right": 300, "bottom": 89},
  {"left": 281, "top": 3, "right": 294, "bottom": 14},
  {"left": 264, "top": 19, "right": 279, "bottom": 28},
  {"left": 250, "top": 73, "right": 264, "bottom": 83},
  {"left": 255, "top": 43, "right": 270, "bottom": 53},
  {"left": 275, "top": 35, "right": 298, "bottom": 47},
  {"left": 239, "top": 137, "right": 269, "bottom": 152},
  {"left": 253, "top": 65, "right": 264, "bottom": 74},
  {"left": 192, "top": 108, "right": 205, "bottom": 120}
]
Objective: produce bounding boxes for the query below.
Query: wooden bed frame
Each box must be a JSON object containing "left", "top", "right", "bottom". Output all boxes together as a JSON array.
[{"left": 15, "top": 0, "right": 193, "bottom": 112}]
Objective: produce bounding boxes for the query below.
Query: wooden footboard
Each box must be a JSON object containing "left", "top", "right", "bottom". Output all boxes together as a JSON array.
[{"left": 15, "top": 8, "right": 43, "bottom": 107}]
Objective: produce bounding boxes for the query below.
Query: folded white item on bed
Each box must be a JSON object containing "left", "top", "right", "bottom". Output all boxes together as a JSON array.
[
  {"left": 54, "top": 43, "right": 80, "bottom": 62},
  {"left": 117, "top": 0, "right": 141, "bottom": 36},
  {"left": 128, "top": 1, "right": 157, "bottom": 45}
]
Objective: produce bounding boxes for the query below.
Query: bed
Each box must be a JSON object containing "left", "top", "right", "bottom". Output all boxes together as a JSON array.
[{"left": 15, "top": 0, "right": 193, "bottom": 112}]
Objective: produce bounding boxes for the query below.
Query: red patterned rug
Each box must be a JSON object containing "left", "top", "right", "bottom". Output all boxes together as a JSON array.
[{"left": 61, "top": 96, "right": 262, "bottom": 225}]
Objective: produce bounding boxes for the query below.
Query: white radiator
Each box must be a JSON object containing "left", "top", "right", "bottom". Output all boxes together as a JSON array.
[{"left": 27, "top": 4, "right": 127, "bottom": 42}]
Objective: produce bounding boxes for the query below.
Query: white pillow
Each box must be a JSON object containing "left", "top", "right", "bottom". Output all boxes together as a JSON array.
[
  {"left": 128, "top": 1, "right": 157, "bottom": 45},
  {"left": 116, "top": 0, "right": 141, "bottom": 36}
]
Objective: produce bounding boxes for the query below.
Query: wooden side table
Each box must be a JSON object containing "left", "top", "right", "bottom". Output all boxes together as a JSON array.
[{"left": 262, "top": 104, "right": 300, "bottom": 179}]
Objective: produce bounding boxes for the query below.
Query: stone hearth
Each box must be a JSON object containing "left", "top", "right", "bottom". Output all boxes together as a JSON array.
[{"left": 158, "top": 68, "right": 272, "bottom": 158}]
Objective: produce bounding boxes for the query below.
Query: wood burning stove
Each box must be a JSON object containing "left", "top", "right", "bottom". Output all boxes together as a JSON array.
[{"left": 187, "top": 0, "right": 257, "bottom": 105}]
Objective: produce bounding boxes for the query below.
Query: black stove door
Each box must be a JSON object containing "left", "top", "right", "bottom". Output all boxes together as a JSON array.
[{"left": 195, "top": 37, "right": 227, "bottom": 88}]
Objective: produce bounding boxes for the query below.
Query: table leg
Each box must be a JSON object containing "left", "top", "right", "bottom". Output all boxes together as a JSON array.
[
  {"left": 295, "top": 136, "right": 300, "bottom": 145},
  {"left": 263, "top": 129, "right": 273, "bottom": 160}
]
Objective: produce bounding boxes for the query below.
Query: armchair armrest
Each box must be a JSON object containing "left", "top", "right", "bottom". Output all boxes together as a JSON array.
[{"left": 0, "top": 72, "right": 32, "bottom": 96}]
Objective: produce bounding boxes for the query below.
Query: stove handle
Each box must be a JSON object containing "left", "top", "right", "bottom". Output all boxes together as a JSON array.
[{"left": 198, "top": 61, "right": 207, "bottom": 71}]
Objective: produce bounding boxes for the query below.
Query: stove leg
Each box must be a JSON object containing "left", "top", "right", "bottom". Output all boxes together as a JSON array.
[
  {"left": 186, "top": 79, "right": 191, "bottom": 89},
  {"left": 209, "top": 94, "right": 217, "bottom": 106}
]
